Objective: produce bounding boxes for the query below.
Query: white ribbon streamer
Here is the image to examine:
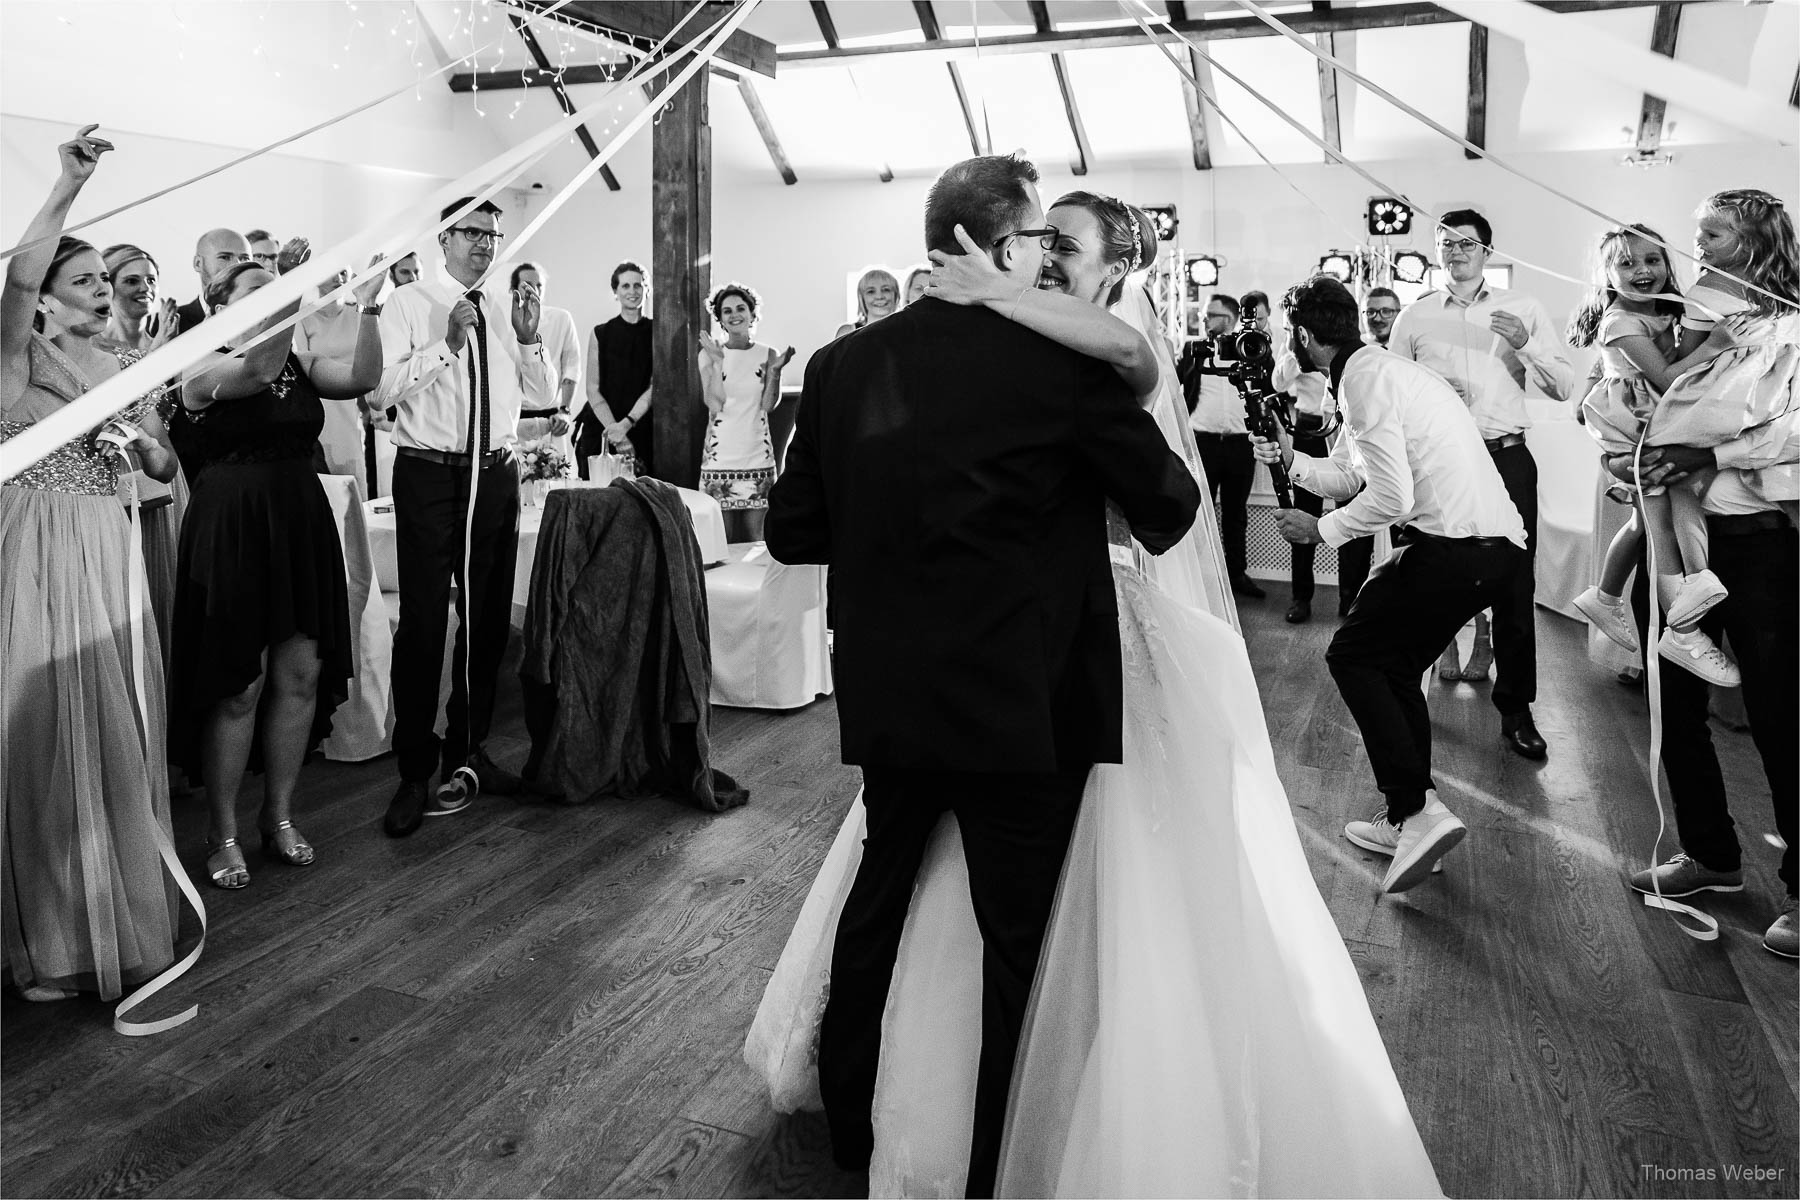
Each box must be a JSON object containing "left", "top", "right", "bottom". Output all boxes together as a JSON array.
[{"left": 1, "top": 0, "right": 749, "bottom": 486}]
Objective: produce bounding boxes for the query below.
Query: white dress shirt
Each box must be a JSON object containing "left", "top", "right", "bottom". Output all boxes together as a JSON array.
[
  {"left": 1188, "top": 368, "right": 1247, "bottom": 435},
  {"left": 522, "top": 304, "right": 583, "bottom": 412},
  {"left": 374, "top": 262, "right": 550, "bottom": 454},
  {"left": 1272, "top": 349, "right": 1330, "bottom": 421},
  {"left": 1387, "top": 283, "right": 1576, "bottom": 437},
  {"left": 1290, "top": 345, "right": 1527, "bottom": 549},
  {"left": 1705, "top": 407, "right": 1800, "bottom": 516}
]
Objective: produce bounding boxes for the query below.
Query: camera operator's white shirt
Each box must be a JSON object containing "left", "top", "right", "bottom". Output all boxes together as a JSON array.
[{"left": 1289, "top": 345, "right": 1527, "bottom": 549}]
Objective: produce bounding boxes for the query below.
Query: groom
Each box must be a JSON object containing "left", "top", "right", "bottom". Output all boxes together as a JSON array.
[{"left": 767, "top": 154, "right": 1199, "bottom": 1196}]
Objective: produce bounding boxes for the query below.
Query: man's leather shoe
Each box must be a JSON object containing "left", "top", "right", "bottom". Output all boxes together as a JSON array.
[
  {"left": 1501, "top": 712, "right": 1548, "bottom": 761},
  {"left": 384, "top": 780, "right": 429, "bottom": 838},
  {"left": 466, "top": 747, "right": 522, "bottom": 796},
  {"left": 1231, "top": 575, "right": 1266, "bottom": 599},
  {"left": 1285, "top": 599, "right": 1311, "bottom": 624}
]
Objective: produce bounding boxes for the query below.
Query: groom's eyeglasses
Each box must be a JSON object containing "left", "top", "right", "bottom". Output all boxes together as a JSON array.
[{"left": 992, "top": 226, "right": 1060, "bottom": 252}]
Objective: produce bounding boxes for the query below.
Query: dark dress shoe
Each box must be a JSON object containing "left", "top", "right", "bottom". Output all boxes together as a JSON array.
[
  {"left": 1501, "top": 712, "right": 1548, "bottom": 761},
  {"left": 1231, "top": 575, "right": 1267, "bottom": 599},
  {"left": 466, "top": 747, "right": 523, "bottom": 796},
  {"left": 384, "top": 780, "right": 429, "bottom": 838},
  {"left": 1285, "top": 599, "right": 1312, "bottom": 624}
]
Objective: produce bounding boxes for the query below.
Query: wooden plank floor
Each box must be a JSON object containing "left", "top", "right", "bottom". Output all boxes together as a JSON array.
[{"left": 5, "top": 591, "right": 1794, "bottom": 1198}]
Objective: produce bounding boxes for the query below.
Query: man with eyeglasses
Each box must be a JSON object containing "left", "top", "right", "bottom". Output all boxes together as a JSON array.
[
  {"left": 245, "top": 229, "right": 280, "bottom": 272},
  {"left": 1334, "top": 287, "right": 1405, "bottom": 613},
  {"left": 373, "top": 196, "right": 551, "bottom": 835},
  {"left": 1387, "top": 209, "right": 1576, "bottom": 761},
  {"left": 1177, "top": 292, "right": 1263, "bottom": 599}
]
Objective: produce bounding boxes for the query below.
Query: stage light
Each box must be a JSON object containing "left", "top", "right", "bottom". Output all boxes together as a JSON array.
[
  {"left": 1185, "top": 255, "right": 1220, "bottom": 288},
  {"left": 1145, "top": 205, "right": 1179, "bottom": 242},
  {"left": 1392, "top": 250, "right": 1430, "bottom": 284},
  {"left": 1366, "top": 197, "right": 1412, "bottom": 237},
  {"left": 1317, "top": 252, "right": 1354, "bottom": 282}
]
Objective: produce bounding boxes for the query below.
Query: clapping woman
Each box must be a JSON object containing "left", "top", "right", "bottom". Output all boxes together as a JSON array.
[
  {"left": 698, "top": 282, "right": 793, "bottom": 542},
  {"left": 169, "top": 256, "right": 381, "bottom": 888},
  {"left": 1, "top": 127, "right": 182, "bottom": 1003}
]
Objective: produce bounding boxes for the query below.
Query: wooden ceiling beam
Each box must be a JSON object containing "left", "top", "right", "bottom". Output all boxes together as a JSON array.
[
  {"left": 917, "top": 0, "right": 987, "bottom": 156},
  {"left": 1029, "top": 1, "right": 1093, "bottom": 175},
  {"left": 1178, "top": 43, "right": 1213, "bottom": 170},
  {"left": 1464, "top": 21, "right": 1487, "bottom": 160},
  {"left": 737, "top": 76, "right": 797, "bottom": 185},
  {"left": 1316, "top": 28, "right": 1342, "bottom": 163},
  {"left": 772, "top": 0, "right": 1673, "bottom": 68},
  {"left": 508, "top": 0, "right": 776, "bottom": 78},
  {"left": 1633, "top": 3, "right": 1684, "bottom": 154},
  {"left": 507, "top": 13, "right": 621, "bottom": 191}
]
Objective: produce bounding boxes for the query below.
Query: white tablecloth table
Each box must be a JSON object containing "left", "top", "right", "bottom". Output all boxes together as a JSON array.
[
  {"left": 363, "top": 481, "right": 727, "bottom": 627},
  {"left": 318, "top": 474, "right": 396, "bottom": 761}
]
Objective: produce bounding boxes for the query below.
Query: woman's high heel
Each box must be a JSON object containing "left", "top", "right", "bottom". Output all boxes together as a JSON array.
[
  {"left": 260, "top": 821, "right": 315, "bottom": 867},
  {"left": 206, "top": 837, "right": 249, "bottom": 889}
]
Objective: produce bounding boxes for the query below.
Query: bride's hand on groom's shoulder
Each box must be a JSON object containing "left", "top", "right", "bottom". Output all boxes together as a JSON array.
[{"left": 926, "top": 225, "right": 1013, "bottom": 307}]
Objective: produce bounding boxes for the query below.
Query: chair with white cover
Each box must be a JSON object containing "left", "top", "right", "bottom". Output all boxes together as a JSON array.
[
  {"left": 317, "top": 474, "right": 395, "bottom": 760},
  {"left": 1526, "top": 418, "right": 1598, "bottom": 622},
  {"left": 705, "top": 543, "right": 833, "bottom": 710}
]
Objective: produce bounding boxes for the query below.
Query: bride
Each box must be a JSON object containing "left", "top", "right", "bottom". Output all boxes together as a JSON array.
[{"left": 746, "top": 191, "right": 1442, "bottom": 1199}]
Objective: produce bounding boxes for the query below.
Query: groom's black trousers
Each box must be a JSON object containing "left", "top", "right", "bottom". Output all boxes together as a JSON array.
[{"left": 820, "top": 763, "right": 1090, "bottom": 1198}]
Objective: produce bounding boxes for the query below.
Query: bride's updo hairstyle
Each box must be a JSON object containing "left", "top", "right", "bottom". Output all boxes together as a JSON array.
[{"left": 1050, "top": 192, "right": 1158, "bottom": 305}]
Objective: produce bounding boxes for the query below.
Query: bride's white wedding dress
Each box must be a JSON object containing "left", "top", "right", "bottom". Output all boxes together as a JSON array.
[{"left": 745, "top": 289, "right": 1442, "bottom": 1198}]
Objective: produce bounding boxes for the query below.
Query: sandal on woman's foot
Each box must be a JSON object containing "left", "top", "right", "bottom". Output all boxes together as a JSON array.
[
  {"left": 260, "top": 821, "right": 314, "bottom": 867},
  {"left": 206, "top": 837, "right": 249, "bottom": 889}
]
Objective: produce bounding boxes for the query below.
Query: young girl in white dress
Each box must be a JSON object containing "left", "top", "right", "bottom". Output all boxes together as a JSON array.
[{"left": 746, "top": 192, "right": 1442, "bottom": 1198}]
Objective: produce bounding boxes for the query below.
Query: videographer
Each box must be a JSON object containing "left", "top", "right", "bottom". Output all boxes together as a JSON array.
[
  {"left": 1177, "top": 293, "right": 1263, "bottom": 598},
  {"left": 1255, "top": 276, "right": 1525, "bottom": 893}
]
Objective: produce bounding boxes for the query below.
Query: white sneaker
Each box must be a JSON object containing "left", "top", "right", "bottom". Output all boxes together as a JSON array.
[
  {"left": 1383, "top": 797, "right": 1467, "bottom": 893},
  {"left": 1666, "top": 569, "right": 1728, "bottom": 628},
  {"left": 1657, "top": 627, "right": 1742, "bottom": 687},
  {"left": 1573, "top": 586, "right": 1640, "bottom": 652},
  {"left": 1344, "top": 809, "right": 1444, "bottom": 873}
]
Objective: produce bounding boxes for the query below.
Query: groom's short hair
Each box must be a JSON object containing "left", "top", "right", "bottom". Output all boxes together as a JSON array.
[{"left": 924, "top": 154, "right": 1041, "bottom": 258}]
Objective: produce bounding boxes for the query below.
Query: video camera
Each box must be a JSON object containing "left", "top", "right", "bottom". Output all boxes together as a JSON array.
[{"left": 1196, "top": 328, "right": 1293, "bottom": 506}]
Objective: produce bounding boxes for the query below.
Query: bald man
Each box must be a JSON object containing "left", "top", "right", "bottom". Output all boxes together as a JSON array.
[{"left": 177, "top": 227, "right": 251, "bottom": 333}]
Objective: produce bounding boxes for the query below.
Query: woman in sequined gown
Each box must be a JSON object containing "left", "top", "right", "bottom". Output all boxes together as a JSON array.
[
  {"left": 0, "top": 128, "right": 182, "bottom": 1002},
  {"left": 746, "top": 195, "right": 1442, "bottom": 1197}
]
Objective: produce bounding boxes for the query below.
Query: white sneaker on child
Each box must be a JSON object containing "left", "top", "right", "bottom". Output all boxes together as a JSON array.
[
  {"left": 1657, "top": 627, "right": 1741, "bottom": 687},
  {"left": 1573, "top": 586, "right": 1639, "bottom": 652},
  {"left": 1666, "top": 570, "right": 1728, "bottom": 629}
]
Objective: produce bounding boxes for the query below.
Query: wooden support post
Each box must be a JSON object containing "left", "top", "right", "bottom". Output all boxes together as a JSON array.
[
  {"left": 1316, "top": 30, "right": 1342, "bottom": 164},
  {"left": 1465, "top": 22, "right": 1488, "bottom": 160},
  {"left": 651, "top": 74, "right": 710, "bottom": 488}
]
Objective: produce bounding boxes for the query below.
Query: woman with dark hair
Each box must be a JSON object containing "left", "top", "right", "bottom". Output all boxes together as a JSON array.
[
  {"left": 1, "top": 127, "right": 184, "bottom": 1005},
  {"left": 580, "top": 259, "right": 654, "bottom": 477},
  {"left": 833, "top": 267, "right": 900, "bottom": 339},
  {"left": 749, "top": 187, "right": 1440, "bottom": 1196},
  {"left": 168, "top": 254, "right": 381, "bottom": 889},
  {"left": 698, "top": 281, "right": 793, "bottom": 541}
]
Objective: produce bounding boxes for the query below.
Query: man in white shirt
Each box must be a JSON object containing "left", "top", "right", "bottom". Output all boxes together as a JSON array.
[
  {"left": 511, "top": 261, "right": 583, "bottom": 444},
  {"left": 1612, "top": 431, "right": 1798, "bottom": 958},
  {"left": 1387, "top": 210, "right": 1575, "bottom": 761},
  {"left": 1257, "top": 276, "right": 1525, "bottom": 893},
  {"left": 1177, "top": 293, "right": 1262, "bottom": 598},
  {"left": 1333, "top": 287, "right": 1405, "bottom": 614},
  {"left": 373, "top": 197, "right": 552, "bottom": 836}
]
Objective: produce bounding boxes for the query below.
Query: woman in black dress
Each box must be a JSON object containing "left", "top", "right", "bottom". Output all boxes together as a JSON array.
[
  {"left": 579, "top": 260, "right": 654, "bottom": 478},
  {"left": 170, "top": 260, "right": 382, "bottom": 888}
]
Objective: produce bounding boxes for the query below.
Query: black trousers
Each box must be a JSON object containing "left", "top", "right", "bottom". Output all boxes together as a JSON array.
[
  {"left": 1337, "top": 535, "right": 1373, "bottom": 611},
  {"left": 1641, "top": 519, "right": 1798, "bottom": 895},
  {"left": 1487, "top": 443, "right": 1539, "bottom": 715},
  {"left": 1289, "top": 432, "right": 1329, "bottom": 600},
  {"left": 390, "top": 453, "right": 520, "bottom": 783},
  {"left": 819, "top": 764, "right": 1089, "bottom": 1198},
  {"left": 1194, "top": 432, "right": 1253, "bottom": 579},
  {"left": 1326, "top": 532, "right": 1523, "bottom": 822}
]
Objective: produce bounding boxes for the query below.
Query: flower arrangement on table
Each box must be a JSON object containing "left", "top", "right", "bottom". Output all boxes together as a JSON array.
[{"left": 517, "top": 436, "right": 573, "bottom": 482}]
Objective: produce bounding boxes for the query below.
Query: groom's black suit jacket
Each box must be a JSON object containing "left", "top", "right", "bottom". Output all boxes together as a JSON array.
[{"left": 767, "top": 296, "right": 1200, "bottom": 773}]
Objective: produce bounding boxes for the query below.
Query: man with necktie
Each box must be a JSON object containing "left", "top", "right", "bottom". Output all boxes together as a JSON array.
[{"left": 373, "top": 197, "right": 551, "bottom": 835}]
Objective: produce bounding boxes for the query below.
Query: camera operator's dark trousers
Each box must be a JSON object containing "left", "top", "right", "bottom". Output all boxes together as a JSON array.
[
  {"left": 1327, "top": 530, "right": 1522, "bottom": 822},
  {"left": 1289, "top": 432, "right": 1329, "bottom": 601},
  {"left": 1485, "top": 439, "right": 1538, "bottom": 715},
  {"left": 819, "top": 764, "right": 1089, "bottom": 1198},
  {"left": 1337, "top": 535, "right": 1373, "bottom": 613},
  {"left": 1636, "top": 514, "right": 1797, "bottom": 895},
  {"left": 1194, "top": 431, "right": 1254, "bottom": 580},
  {"left": 391, "top": 451, "right": 519, "bottom": 784}
]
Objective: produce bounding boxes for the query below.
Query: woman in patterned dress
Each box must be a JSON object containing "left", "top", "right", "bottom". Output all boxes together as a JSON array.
[{"left": 698, "top": 281, "right": 793, "bottom": 542}]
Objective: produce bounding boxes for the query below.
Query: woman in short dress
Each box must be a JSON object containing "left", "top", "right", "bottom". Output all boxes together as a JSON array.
[{"left": 698, "top": 281, "right": 792, "bottom": 542}]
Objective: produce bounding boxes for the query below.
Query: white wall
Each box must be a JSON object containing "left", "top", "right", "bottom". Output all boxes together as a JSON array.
[{"left": 520, "top": 140, "right": 1799, "bottom": 386}]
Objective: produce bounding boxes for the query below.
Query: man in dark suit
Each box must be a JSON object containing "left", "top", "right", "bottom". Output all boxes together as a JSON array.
[
  {"left": 766, "top": 153, "right": 1200, "bottom": 1197},
  {"left": 175, "top": 227, "right": 250, "bottom": 332}
]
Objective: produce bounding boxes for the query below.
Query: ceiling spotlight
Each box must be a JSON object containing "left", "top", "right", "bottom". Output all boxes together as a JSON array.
[
  {"left": 1185, "top": 255, "right": 1220, "bottom": 287},
  {"left": 1145, "top": 205, "right": 1179, "bottom": 242},
  {"left": 1392, "top": 250, "right": 1430, "bottom": 284},
  {"left": 1366, "top": 197, "right": 1413, "bottom": 238},
  {"left": 1318, "top": 252, "right": 1354, "bottom": 282}
]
